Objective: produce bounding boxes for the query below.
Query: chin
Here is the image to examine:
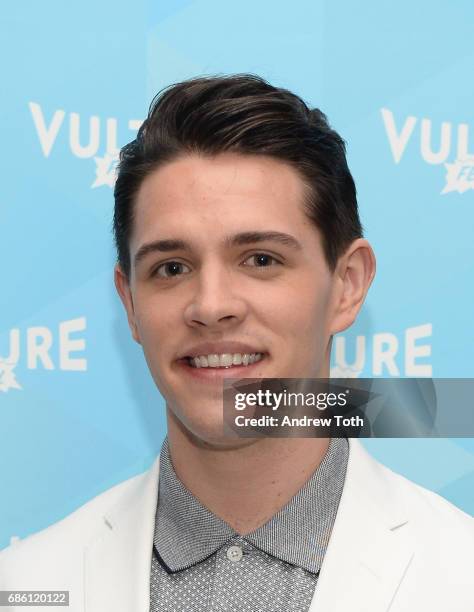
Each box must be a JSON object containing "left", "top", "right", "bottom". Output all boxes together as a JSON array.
[
  {"left": 189, "top": 432, "right": 258, "bottom": 451},
  {"left": 167, "top": 403, "right": 256, "bottom": 450}
]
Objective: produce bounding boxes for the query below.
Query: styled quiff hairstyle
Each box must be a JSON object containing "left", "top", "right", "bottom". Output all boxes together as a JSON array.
[{"left": 114, "top": 74, "right": 362, "bottom": 279}]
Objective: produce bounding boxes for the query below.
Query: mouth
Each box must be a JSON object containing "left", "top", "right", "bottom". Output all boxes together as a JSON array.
[{"left": 176, "top": 352, "right": 267, "bottom": 381}]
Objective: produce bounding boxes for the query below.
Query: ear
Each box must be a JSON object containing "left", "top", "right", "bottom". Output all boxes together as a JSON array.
[
  {"left": 114, "top": 264, "right": 141, "bottom": 344},
  {"left": 328, "top": 239, "right": 376, "bottom": 335}
]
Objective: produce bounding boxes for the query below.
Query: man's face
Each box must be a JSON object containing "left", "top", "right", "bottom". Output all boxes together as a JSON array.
[{"left": 116, "top": 153, "right": 346, "bottom": 445}]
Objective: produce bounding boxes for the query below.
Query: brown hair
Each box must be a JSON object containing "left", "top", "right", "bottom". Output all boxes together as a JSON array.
[{"left": 114, "top": 74, "right": 363, "bottom": 278}]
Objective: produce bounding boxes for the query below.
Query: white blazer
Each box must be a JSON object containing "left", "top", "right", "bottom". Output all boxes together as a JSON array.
[{"left": 1, "top": 439, "right": 473, "bottom": 611}]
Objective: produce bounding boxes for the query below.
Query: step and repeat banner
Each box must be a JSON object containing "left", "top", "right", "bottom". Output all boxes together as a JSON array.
[{"left": 1, "top": 0, "right": 473, "bottom": 549}]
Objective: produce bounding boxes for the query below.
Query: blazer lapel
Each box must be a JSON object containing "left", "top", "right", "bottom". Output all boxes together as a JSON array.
[
  {"left": 84, "top": 455, "right": 161, "bottom": 612},
  {"left": 309, "top": 439, "right": 414, "bottom": 612}
]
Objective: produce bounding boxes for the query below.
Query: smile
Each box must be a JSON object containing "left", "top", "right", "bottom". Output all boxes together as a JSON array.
[{"left": 188, "top": 353, "right": 264, "bottom": 368}]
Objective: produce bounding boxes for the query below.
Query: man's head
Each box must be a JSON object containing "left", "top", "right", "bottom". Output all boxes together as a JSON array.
[{"left": 113, "top": 74, "right": 375, "bottom": 446}]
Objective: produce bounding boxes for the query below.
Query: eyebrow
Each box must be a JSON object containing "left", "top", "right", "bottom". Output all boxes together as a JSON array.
[{"left": 133, "top": 231, "right": 302, "bottom": 268}]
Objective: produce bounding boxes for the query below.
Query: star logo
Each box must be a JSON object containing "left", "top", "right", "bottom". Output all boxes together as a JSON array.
[
  {"left": 441, "top": 158, "right": 474, "bottom": 194},
  {"left": 91, "top": 153, "right": 119, "bottom": 189},
  {"left": 0, "top": 359, "right": 22, "bottom": 393}
]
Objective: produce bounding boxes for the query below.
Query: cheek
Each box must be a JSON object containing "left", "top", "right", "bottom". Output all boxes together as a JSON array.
[
  {"left": 133, "top": 297, "right": 175, "bottom": 348},
  {"left": 270, "top": 285, "right": 330, "bottom": 331}
]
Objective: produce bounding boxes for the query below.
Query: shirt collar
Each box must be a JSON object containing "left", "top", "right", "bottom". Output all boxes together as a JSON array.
[{"left": 153, "top": 436, "right": 348, "bottom": 575}]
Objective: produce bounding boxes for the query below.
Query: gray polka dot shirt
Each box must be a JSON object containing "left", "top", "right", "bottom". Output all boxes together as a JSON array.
[{"left": 150, "top": 437, "right": 348, "bottom": 611}]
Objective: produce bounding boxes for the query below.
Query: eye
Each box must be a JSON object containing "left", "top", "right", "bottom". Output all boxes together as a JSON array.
[
  {"left": 154, "top": 261, "right": 191, "bottom": 278},
  {"left": 242, "top": 253, "right": 281, "bottom": 268}
]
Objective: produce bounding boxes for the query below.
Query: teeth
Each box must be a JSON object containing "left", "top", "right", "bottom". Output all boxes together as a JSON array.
[
  {"left": 220, "top": 354, "right": 233, "bottom": 367},
  {"left": 189, "top": 352, "right": 263, "bottom": 368},
  {"left": 208, "top": 354, "right": 219, "bottom": 367},
  {"left": 232, "top": 353, "right": 242, "bottom": 365}
]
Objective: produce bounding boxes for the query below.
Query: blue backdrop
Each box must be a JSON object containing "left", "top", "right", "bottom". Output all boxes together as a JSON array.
[{"left": 1, "top": 0, "right": 473, "bottom": 549}]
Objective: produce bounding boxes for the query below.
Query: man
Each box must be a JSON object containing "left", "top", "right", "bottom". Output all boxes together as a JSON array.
[{"left": 1, "top": 75, "right": 472, "bottom": 611}]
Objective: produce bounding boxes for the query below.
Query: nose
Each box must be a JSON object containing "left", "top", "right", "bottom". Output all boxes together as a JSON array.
[{"left": 183, "top": 263, "right": 248, "bottom": 330}]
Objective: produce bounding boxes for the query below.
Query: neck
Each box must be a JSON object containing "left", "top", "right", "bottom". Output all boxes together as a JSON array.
[{"left": 166, "top": 409, "right": 330, "bottom": 535}]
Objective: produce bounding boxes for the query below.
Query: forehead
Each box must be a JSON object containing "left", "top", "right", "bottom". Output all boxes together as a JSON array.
[{"left": 131, "top": 152, "right": 313, "bottom": 250}]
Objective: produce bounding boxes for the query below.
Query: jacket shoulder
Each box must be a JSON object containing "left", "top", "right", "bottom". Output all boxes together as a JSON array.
[
  {"left": 0, "top": 466, "right": 152, "bottom": 568},
  {"left": 383, "top": 458, "right": 471, "bottom": 514},
  {"left": 371, "top": 449, "right": 473, "bottom": 546}
]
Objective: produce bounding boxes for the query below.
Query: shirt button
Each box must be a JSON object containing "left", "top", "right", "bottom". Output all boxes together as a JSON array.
[{"left": 226, "top": 545, "right": 243, "bottom": 562}]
